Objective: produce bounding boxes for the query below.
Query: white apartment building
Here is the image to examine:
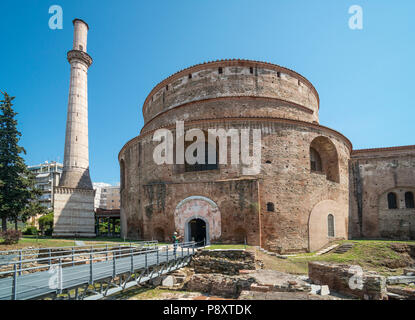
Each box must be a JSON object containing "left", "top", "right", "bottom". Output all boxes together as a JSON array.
[
  {"left": 93, "top": 183, "right": 120, "bottom": 210},
  {"left": 28, "top": 161, "right": 63, "bottom": 210}
]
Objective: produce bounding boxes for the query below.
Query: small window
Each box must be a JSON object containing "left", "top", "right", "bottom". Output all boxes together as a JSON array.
[
  {"left": 405, "top": 192, "right": 415, "bottom": 209},
  {"left": 277, "top": 72, "right": 281, "bottom": 78},
  {"left": 310, "top": 147, "right": 322, "bottom": 172},
  {"left": 188, "top": 73, "right": 192, "bottom": 79},
  {"left": 265, "top": 160, "right": 272, "bottom": 164},
  {"left": 266, "top": 202, "right": 275, "bottom": 212},
  {"left": 165, "top": 85, "right": 168, "bottom": 91},
  {"left": 184, "top": 140, "right": 219, "bottom": 172},
  {"left": 328, "top": 214, "right": 335, "bottom": 237},
  {"left": 218, "top": 67, "right": 223, "bottom": 74},
  {"left": 249, "top": 67, "right": 253, "bottom": 74},
  {"left": 388, "top": 192, "right": 398, "bottom": 209}
]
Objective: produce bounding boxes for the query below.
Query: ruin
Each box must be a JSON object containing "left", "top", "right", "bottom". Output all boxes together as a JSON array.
[{"left": 119, "top": 59, "right": 415, "bottom": 252}]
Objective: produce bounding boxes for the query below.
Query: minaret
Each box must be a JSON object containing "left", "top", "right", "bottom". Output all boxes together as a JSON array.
[
  {"left": 53, "top": 19, "right": 96, "bottom": 237},
  {"left": 59, "top": 19, "right": 93, "bottom": 189}
]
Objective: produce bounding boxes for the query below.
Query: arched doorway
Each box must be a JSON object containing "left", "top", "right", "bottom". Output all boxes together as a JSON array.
[
  {"left": 188, "top": 218, "right": 206, "bottom": 246},
  {"left": 174, "top": 196, "right": 221, "bottom": 245}
]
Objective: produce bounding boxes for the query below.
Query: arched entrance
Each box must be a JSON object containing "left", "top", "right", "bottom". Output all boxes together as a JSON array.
[
  {"left": 187, "top": 218, "right": 207, "bottom": 246},
  {"left": 174, "top": 196, "right": 221, "bottom": 245}
]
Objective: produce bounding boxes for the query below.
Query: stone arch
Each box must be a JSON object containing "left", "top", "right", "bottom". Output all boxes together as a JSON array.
[
  {"left": 185, "top": 216, "right": 209, "bottom": 245},
  {"left": 174, "top": 196, "right": 221, "bottom": 245},
  {"left": 308, "top": 200, "right": 346, "bottom": 252},
  {"left": 154, "top": 227, "right": 165, "bottom": 242},
  {"left": 310, "top": 136, "right": 340, "bottom": 183}
]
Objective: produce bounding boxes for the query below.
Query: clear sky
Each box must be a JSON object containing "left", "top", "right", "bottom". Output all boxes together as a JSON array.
[{"left": 1, "top": 0, "right": 414, "bottom": 185}]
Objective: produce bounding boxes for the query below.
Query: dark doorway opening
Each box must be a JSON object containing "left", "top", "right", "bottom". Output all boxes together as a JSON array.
[{"left": 189, "top": 218, "right": 206, "bottom": 246}]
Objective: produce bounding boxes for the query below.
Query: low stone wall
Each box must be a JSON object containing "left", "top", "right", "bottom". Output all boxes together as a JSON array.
[
  {"left": 184, "top": 274, "right": 254, "bottom": 298},
  {"left": 387, "top": 286, "right": 415, "bottom": 300},
  {"left": 308, "top": 262, "right": 387, "bottom": 300},
  {"left": 191, "top": 249, "right": 256, "bottom": 275}
]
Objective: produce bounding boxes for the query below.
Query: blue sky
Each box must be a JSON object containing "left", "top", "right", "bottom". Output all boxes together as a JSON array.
[{"left": 1, "top": 0, "right": 414, "bottom": 185}]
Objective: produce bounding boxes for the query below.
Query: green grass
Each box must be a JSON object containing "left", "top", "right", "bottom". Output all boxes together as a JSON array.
[{"left": 260, "top": 240, "right": 415, "bottom": 276}]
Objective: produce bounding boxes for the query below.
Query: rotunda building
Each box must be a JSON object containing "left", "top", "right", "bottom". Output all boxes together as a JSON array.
[{"left": 119, "top": 59, "right": 351, "bottom": 253}]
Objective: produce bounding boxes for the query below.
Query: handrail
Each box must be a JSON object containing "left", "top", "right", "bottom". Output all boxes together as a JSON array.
[
  {"left": 0, "top": 240, "right": 158, "bottom": 256},
  {"left": 0, "top": 241, "right": 196, "bottom": 277},
  {"left": 0, "top": 241, "right": 199, "bottom": 300},
  {"left": 0, "top": 241, "right": 159, "bottom": 267}
]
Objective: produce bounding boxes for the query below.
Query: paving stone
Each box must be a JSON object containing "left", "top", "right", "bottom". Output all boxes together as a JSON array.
[
  {"left": 320, "top": 285, "right": 330, "bottom": 296},
  {"left": 162, "top": 275, "right": 176, "bottom": 287}
]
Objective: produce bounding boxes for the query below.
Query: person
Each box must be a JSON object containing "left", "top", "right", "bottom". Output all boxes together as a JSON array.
[{"left": 172, "top": 231, "right": 182, "bottom": 256}]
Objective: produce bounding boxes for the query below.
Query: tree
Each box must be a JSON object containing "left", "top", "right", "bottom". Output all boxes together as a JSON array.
[
  {"left": 38, "top": 212, "right": 54, "bottom": 235},
  {"left": 0, "top": 91, "right": 38, "bottom": 231},
  {"left": 21, "top": 201, "right": 50, "bottom": 224}
]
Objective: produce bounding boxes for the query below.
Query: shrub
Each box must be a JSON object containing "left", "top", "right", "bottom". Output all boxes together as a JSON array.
[
  {"left": 38, "top": 212, "right": 54, "bottom": 235},
  {"left": 23, "top": 226, "right": 38, "bottom": 235},
  {"left": 1, "top": 230, "right": 22, "bottom": 244}
]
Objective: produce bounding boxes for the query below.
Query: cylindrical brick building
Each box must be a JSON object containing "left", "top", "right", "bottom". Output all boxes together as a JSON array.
[{"left": 119, "top": 59, "right": 351, "bottom": 253}]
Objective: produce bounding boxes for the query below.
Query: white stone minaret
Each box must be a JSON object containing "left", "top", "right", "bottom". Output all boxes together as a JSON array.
[
  {"left": 53, "top": 19, "right": 96, "bottom": 237},
  {"left": 60, "top": 19, "right": 93, "bottom": 189}
]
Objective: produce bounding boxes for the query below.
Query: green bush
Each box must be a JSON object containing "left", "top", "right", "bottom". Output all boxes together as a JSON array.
[
  {"left": 23, "top": 226, "right": 38, "bottom": 235},
  {"left": 1, "top": 230, "right": 22, "bottom": 244},
  {"left": 38, "top": 212, "right": 54, "bottom": 235}
]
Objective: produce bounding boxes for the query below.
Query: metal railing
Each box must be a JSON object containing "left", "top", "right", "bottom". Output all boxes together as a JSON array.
[
  {"left": 0, "top": 241, "right": 158, "bottom": 272},
  {"left": 0, "top": 241, "right": 198, "bottom": 300}
]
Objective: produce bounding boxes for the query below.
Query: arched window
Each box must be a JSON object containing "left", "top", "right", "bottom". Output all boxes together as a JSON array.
[
  {"left": 327, "top": 214, "right": 335, "bottom": 237},
  {"left": 405, "top": 192, "right": 415, "bottom": 209},
  {"left": 387, "top": 192, "right": 398, "bottom": 209},
  {"left": 184, "top": 132, "right": 219, "bottom": 172},
  {"left": 310, "top": 147, "right": 322, "bottom": 172},
  {"left": 184, "top": 141, "right": 218, "bottom": 172},
  {"left": 309, "top": 137, "right": 340, "bottom": 183},
  {"left": 266, "top": 202, "right": 275, "bottom": 212}
]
